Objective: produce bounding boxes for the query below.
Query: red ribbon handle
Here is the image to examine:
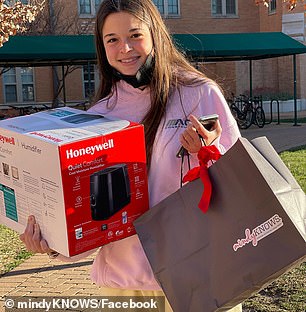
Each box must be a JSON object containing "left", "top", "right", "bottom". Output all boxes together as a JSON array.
[{"left": 182, "top": 145, "right": 221, "bottom": 213}]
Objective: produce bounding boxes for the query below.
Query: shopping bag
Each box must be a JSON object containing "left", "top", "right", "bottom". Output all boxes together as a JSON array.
[{"left": 134, "top": 137, "right": 306, "bottom": 312}]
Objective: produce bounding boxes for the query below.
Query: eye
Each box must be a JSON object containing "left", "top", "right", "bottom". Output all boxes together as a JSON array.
[
  {"left": 131, "top": 33, "right": 143, "bottom": 39},
  {"left": 106, "top": 37, "right": 117, "bottom": 44}
]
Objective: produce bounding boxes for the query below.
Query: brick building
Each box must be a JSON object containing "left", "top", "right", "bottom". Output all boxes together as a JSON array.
[{"left": 0, "top": 0, "right": 305, "bottom": 109}]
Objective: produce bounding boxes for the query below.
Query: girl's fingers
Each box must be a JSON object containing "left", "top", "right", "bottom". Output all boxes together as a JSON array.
[
  {"left": 22, "top": 216, "right": 36, "bottom": 251},
  {"left": 32, "top": 223, "right": 43, "bottom": 252},
  {"left": 40, "top": 239, "right": 53, "bottom": 254},
  {"left": 179, "top": 114, "right": 223, "bottom": 153},
  {"left": 20, "top": 215, "right": 47, "bottom": 253},
  {"left": 180, "top": 124, "right": 202, "bottom": 153}
]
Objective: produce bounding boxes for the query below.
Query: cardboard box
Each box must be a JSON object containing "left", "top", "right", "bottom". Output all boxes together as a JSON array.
[{"left": 0, "top": 107, "right": 149, "bottom": 257}]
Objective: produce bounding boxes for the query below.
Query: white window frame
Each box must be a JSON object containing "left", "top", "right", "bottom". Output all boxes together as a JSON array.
[
  {"left": 268, "top": 0, "right": 276, "bottom": 14},
  {"left": 211, "top": 0, "right": 238, "bottom": 17},
  {"left": 153, "top": 0, "right": 180, "bottom": 18},
  {"left": 2, "top": 67, "right": 35, "bottom": 104},
  {"left": 79, "top": 0, "right": 102, "bottom": 17}
]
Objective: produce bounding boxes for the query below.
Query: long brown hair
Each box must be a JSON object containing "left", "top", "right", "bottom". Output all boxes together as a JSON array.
[{"left": 94, "top": 0, "right": 212, "bottom": 169}]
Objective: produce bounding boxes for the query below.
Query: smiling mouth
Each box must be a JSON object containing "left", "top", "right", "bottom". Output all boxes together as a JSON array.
[{"left": 120, "top": 57, "right": 140, "bottom": 64}]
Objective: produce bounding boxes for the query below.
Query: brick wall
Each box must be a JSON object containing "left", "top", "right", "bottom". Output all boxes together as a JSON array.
[
  {"left": 34, "top": 66, "right": 84, "bottom": 103},
  {"left": 34, "top": 67, "right": 54, "bottom": 102},
  {"left": 258, "top": 0, "right": 282, "bottom": 31},
  {"left": 58, "top": 66, "right": 84, "bottom": 102},
  {"left": 165, "top": 0, "right": 260, "bottom": 34}
]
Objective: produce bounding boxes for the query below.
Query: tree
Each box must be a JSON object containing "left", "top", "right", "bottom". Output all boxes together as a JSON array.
[
  {"left": 23, "top": 0, "right": 92, "bottom": 107},
  {"left": 25, "top": 0, "right": 82, "bottom": 36},
  {"left": 0, "top": 0, "right": 45, "bottom": 47},
  {"left": 255, "top": 0, "right": 303, "bottom": 11}
]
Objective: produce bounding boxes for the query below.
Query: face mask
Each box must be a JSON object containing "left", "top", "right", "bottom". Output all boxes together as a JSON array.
[{"left": 112, "top": 53, "right": 154, "bottom": 88}]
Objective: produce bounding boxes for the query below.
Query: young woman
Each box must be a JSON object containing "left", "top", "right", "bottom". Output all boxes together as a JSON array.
[{"left": 20, "top": 1, "right": 241, "bottom": 311}]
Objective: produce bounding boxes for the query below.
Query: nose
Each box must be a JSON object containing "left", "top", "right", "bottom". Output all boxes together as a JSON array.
[{"left": 120, "top": 39, "right": 133, "bottom": 53}]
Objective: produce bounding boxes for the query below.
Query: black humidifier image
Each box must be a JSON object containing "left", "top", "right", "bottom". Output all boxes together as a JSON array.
[{"left": 90, "top": 164, "right": 131, "bottom": 220}]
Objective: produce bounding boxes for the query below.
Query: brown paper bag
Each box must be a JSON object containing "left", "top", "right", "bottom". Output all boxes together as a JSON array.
[{"left": 134, "top": 137, "right": 306, "bottom": 312}]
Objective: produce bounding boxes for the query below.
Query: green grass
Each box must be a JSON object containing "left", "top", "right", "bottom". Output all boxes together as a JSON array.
[
  {"left": 0, "top": 148, "right": 305, "bottom": 312},
  {"left": 243, "top": 263, "right": 306, "bottom": 312},
  {"left": 0, "top": 224, "right": 32, "bottom": 275},
  {"left": 280, "top": 148, "right": 306, "bottom": 191},
  {"left": 272, "top": 117, "right": 306, "bottom": 124}
]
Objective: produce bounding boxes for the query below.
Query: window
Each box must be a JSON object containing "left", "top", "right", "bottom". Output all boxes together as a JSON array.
[
  {"left": 83, "top": 64, "right": 96, "bottom": 99},
  {"left": 212, "top": 0, "right": 237, "bottom": 17},
  {"left": 3, "top": 68, "right": 17, "bottom": 102},
  {"left": 268, "top": 0, "right": 276, "bottom": 14},
  {"left": 95, "top": 0, "right": 101, "bottom": 13},
  {"left": 79, "top": 0, "right": 102, "bottom": 16},
  {"left": 2, "top": 67, "right": 35, "bottom": 103},
  {"left": 4, "top": 0, "right": 28, "bottom": 4},
  {"left": 153, "top": 0, "right": 179, "bottom": 17},
  {"left": 21, "top": 68, "right": 35, "bottom": 102},
  {"left": 79, "top": 0, "right": 91, "bottom": 14}
]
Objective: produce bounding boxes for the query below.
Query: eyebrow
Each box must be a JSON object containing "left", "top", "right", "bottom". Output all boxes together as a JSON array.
[{"left": 103, "top": 27, "right": 143, "bottom": 39}]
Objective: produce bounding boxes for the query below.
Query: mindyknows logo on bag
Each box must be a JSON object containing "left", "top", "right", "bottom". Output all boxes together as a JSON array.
[{"left": 233, "top": 214, "right": 284, "bottom": 252}]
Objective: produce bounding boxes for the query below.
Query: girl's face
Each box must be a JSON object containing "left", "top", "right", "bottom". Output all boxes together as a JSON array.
[{"left": 102, "top": 12, "right": 153, "bottom": 76}]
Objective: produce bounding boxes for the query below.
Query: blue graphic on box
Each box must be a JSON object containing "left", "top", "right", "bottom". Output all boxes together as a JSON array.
[
  {"left": 0, "top": 183, "right": 18, "bottom": 222},
  {"left": 45, "top": 109, "right": 75, "bottom": 118}
]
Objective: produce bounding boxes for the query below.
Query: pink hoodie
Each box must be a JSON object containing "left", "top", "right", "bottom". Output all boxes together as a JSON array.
[{"left": 58, "top": 80, "right": 241, "bottom": 290}]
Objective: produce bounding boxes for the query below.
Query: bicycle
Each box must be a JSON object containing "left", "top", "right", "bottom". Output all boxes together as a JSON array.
[
  {"left": 252, "top": 96, "right": 265, "bottom": 128},
  {"left": 228, "top": 94, "right": 265, "bottom": 129}
]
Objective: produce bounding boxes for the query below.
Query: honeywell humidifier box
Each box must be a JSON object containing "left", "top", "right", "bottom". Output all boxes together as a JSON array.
[{"left": 0, "top": 107, "right": 149, "bottom": 257}]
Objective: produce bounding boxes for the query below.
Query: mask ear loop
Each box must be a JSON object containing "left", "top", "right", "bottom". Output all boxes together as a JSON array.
[
  {"left": 180, "top": 149, "right": 191, "bottom": 188},
  {"left": 177, "top": 86, "right": 191, "bottom": 188}
]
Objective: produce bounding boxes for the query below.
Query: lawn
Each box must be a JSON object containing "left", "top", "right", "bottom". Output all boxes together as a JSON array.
[{"left": 0, "top": 224, "right": 32, "bottom": 275}]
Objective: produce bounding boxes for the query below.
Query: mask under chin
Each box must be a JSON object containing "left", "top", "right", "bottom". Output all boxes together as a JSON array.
[{"left": 112, "top": 53, "right": 154, "bottom": 88}]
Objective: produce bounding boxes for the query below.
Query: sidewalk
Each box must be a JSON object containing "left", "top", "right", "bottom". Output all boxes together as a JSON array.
[
  {"left": 241, "top": 121, "right": 306, "bottom": 153},
  {"left": 0, "top": 253, "right": 99, "bottom": 311},
  {"left": 0, "top": 119, "right": 306, "bottom": 311}
]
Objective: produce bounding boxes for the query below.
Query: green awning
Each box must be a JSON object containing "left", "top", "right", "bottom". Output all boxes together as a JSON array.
[
  {"left": 0, "top": 35, "right": 96, "bottom": 66},
  {"left": 172, "top": 32, "right": 306, "bottom": 62},
  {"left": 0, "top": 32, "right": 305, "bottom": 66}
]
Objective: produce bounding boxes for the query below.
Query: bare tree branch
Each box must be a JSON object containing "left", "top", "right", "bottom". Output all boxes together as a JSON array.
[{"left": 0, "top": 66, "right": 12, "bottom": 75}]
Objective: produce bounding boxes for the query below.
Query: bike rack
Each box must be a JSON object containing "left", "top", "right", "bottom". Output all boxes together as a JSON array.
[{"left": 265, "top": 99, "right": 280, "bottom": 125}]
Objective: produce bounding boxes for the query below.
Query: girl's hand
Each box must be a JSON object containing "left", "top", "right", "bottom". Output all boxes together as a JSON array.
[
  {"left": 179, "top": 114, "right": 222, "bottom": 154},
  {"left": 19, "top": 215, "right": 54, "bottom": 254}
]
